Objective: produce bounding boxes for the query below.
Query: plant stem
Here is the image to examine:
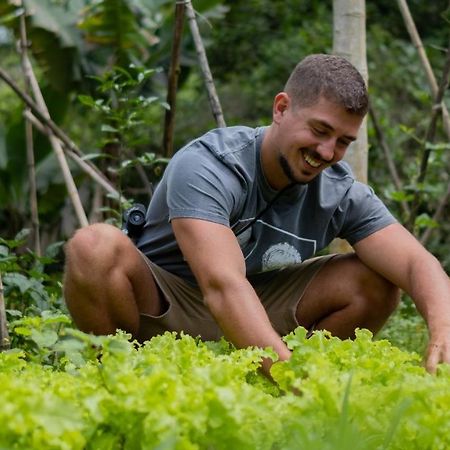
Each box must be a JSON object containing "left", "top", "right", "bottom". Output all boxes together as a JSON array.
[{"left": 369, "top": 105, "right": 410, "bottom": 218}]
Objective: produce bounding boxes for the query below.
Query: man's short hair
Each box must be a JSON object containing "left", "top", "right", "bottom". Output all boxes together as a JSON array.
[{"left": 284, "top": 54, "right": 368, "bottom": 116}]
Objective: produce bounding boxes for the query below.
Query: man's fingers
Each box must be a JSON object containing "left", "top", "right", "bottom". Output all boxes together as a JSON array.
[
  {"left": 425, "top": 344, "right": 440, "bottom": 374},
  {"left": 425, "top": 340, "right": 450, "bottom": 374}
]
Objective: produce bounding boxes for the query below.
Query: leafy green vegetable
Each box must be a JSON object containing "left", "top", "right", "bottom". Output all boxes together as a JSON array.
[{"left": 1, "top": 323, "right": 449, "bottom": 449}]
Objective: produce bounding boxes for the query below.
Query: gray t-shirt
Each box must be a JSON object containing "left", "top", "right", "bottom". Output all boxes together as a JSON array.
[{"left": 137, "top": 126, "right": 397, "bottom": 282}]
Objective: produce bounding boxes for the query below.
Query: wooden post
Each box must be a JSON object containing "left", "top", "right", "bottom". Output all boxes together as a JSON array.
[{"left": 331, "top": 0, "right": 367, "bottom": 254}]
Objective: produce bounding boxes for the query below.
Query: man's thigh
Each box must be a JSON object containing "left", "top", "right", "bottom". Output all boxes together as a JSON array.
[
  {"left": 295, "top": 252, "right": 399, "bottom": 336},
  {"left": 253, "top": 254, "right": 337, "bottom": 336},
  {"left": 138, "top": 254, "right": 336, "bottom": 341}
]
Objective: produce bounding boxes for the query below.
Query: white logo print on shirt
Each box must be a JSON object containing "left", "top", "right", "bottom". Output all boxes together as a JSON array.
[{"left": 261, "top": 242, "right": 302, "bottom": 271}]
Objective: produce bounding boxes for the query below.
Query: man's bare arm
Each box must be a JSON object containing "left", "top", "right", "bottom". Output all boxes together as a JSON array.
[
  {"left": 354, "top": 223, "right": 450, "bottom": 372},
  {"left": 171, "top": 218, "right": 291, "bottom": 374}
]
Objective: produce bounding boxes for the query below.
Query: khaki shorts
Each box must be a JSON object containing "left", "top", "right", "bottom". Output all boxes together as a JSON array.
[{"left": 137, "top": 254, "right": 336, "bottom": 342}]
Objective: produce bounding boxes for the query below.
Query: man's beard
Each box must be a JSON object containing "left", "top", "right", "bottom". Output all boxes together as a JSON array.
[{"left": 278, "top": 154, "right": 308, "bottom": 186}]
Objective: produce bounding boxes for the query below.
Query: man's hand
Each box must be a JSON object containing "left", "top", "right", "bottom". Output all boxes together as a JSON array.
[
  {"left": 354, "top": 223, "right": 450, "bottom": 375},
  {"left": 426, "top": 329, "right": 450, "bottom": 373}
]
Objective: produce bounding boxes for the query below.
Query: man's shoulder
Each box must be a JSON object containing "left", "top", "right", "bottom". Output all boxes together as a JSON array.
[
  {"left": 322, "top": 161, "right": 355, "bottom": 182},
  {"left": 196, "top": 125, "right": 262, "bottom": 159},
  {"left": 171, "top": 125, "right": 263, "bottom": 177},
  {"left": 313, "top": 162, "right": 355, "bottom": 203}
]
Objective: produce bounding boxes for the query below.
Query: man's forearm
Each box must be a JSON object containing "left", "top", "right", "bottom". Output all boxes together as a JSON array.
[{"left": 204, "top": 279, "right": 291, "bottom": 374}]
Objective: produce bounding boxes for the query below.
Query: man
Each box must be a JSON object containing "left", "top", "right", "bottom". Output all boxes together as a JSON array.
[{"left": 64, "top": 54, "right": 450, "bottom": 376}]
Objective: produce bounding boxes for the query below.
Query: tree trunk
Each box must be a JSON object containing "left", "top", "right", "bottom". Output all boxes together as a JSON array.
[{"left": 331, "top": 0, "right": 368, "bottom": 254}]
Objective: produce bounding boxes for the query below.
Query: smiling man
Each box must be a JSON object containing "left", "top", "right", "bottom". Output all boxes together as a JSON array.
[{"left": 64, "top": 54, "right": 450, "bottom": 376}]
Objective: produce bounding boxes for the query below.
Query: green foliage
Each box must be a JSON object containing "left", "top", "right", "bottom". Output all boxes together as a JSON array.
[
  {"left": 1, "top": 325, "right": 449, "bottom": 449},
  {"left": 0, "top": 0, "right": 170, "bottom": 238},
  {"left": 78, "top": 64, "right": 167, "bottom": 150},
  {"left": 77, "top": 0, "right": 163, "bottom": 67},
  {"left": 271, "top": 328, "right": 450, "bottom": 450},
  {"left": 77, "top": 63, "right": 170, "bottom": 210},
  {"left": 206, "top": 1, "right": 332, "bottom": 125},
  {"left": 378, "top": 297, "right": 428, "bottom": 355},
  {"left": 7, "top": 310, "right": 72, "bottom": 366},
  {"left": 0, "top": 230, "right": 64, "bottom": 314}
]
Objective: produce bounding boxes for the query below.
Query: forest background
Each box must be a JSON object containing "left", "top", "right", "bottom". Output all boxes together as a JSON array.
[{"left": 0, "top": 0, "right": 449, "bottom": 354}]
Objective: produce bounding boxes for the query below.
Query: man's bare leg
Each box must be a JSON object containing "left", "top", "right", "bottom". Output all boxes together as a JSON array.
[
  {"left": 64, "top": 223, "right": 162, "bottom": 337},
  {"left": 296, "top": 253, "right": 400, "bottom": 338}
]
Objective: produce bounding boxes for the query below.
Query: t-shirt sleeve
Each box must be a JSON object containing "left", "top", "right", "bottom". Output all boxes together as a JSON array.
[
  {"left": 336, "top": 181, "right": 398, "bottom": 245},
  {"left": 165, "top": 144, "right": 243, "bottom": 227}
]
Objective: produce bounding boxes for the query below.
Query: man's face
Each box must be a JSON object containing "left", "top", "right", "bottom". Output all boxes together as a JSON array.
[{"left": 264, "top": 94, "right": 363, "bottom": 189}]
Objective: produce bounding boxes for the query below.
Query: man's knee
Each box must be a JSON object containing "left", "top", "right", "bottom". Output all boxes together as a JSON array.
[
  {"left": 65, "top": 223, "right": 126, "bottom": 276},
  {"left": 347, "top": 254, "right": 400, "bottom": 319}
]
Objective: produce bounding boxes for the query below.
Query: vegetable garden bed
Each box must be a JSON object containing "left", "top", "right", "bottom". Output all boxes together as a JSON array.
[{"left": 1, "top": 314, "right": 449, "bottom": 450}]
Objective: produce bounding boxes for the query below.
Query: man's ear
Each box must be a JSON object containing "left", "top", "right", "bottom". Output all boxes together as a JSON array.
[{"left": 273, "top": 92, "right": 290, "bottom": 124}]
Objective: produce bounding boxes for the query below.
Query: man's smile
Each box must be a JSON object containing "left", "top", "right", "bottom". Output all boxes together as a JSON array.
[{"left": 302, "top": 149, "right": 323, "bottom": 168}]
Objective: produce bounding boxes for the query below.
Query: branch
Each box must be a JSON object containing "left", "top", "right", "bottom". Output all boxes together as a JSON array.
[
  {"left": 420, "top": 180, "right": 450, "bottom": 246},
  {"left": 184, "top": 0, "right": 226, "bottom": 128},
  {"left": 0, "top": 273, "right": 10, "bottom": 352},
  {"left": 163, "top": 1, "right": 186, "bottom": 157},
  {"left": 368, "top": 105, "right": 410, "bottom": 218},
  {"left": 397, "top": 0, "right": 450, "bottom": 139},
  {"left": 407, "top": 39, "right": 450, "bottom": 231}
]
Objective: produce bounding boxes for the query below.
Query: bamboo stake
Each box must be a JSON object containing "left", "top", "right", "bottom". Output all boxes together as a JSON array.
[
  {"left": 21, "top": 54, "right": 89, "bottom": 228},
  {"left": 0, "top": 67, "right": 122, "bottom": 201},
  {"left": 19, "top": 9, "right": 41, "bottom": 255},
  {"left": 0, "top": 272, "right": 10, "bottom": 352},
  {"left": 24, "top": 111, "right": 123, "bottom": 200},
  {"left": 368, "top": 105, "right": 410, "bottom": 217},
  {"left": 163, "top": 1, "right": 186, "bottom": 157},
  {"left": 407, "top": 40, "right": 450, "bottom": 231},
  {"left": 0, "top": 67, "right": 81, "bottom": 156},
  {"left": 184, "top": 0, "right": 226, "bottom": 128},
  {"left": 397, "top": 0, "right": 450, "bottom": 138},
  {"left": 89, "top": 184, "right": 104, "bottom": 223}
]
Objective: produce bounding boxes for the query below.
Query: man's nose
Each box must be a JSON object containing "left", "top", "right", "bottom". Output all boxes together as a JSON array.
[{"left": 317, "top": 139, "right": 335, "bottom": 162}]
